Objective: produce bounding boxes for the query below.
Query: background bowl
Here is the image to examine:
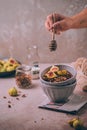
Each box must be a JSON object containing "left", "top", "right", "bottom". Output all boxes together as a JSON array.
[
  {"left": 0, "top": 58, "right": 21, "bottom": 78},
  {"left": 41, "top": 80, "right": 77, "bottom": 102},
  {"left": 40, "top": 64, "right": 77, "bottom": 86}
]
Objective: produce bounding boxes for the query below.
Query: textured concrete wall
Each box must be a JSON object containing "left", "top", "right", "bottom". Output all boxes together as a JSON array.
[{"left": 0, "top": 0, "right": 87, "bottom": 64}]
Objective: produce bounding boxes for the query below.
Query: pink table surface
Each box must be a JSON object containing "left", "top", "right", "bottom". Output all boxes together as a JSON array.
[{"left": 0, "top": 63, "right": 87, "bottom": 130}]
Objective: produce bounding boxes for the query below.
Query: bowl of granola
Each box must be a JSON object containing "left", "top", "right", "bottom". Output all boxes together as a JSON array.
[
  {"left": 40, "top": 64, "right": 77, "bottom": 86},
  {"left": 40, "top": 64, "right": 77, "bottom": 102}
]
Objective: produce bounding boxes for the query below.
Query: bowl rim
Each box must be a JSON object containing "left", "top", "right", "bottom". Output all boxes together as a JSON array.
[
  {"left": 40, "top": 63, "right": 77, "bottom": 86},
  {"left": 41, "top": 80, "right": 77, "bottom": 88}
]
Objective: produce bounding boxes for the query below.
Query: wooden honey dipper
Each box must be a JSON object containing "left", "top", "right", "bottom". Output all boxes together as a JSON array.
[{"left": 49, "top": 13, "right": 57, "bottom": 51}]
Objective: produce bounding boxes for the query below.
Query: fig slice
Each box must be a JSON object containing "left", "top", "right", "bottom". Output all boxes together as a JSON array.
[
  {"left": 50, "top": 65, "right": 59, "bottom": 72},
  {"left": 45, "top": 71, "right": 57, "bottom": 79}
]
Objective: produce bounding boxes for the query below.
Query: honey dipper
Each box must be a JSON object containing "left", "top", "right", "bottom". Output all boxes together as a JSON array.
[{"left": 49, "top": 13, "right": 57, "bottom": 51}]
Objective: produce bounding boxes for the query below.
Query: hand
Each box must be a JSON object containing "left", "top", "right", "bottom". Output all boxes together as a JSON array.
[{"left": 45, "top": 13, "right": 73, "bottom": 34}]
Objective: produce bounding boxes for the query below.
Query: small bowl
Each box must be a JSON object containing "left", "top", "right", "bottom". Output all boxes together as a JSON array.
[
  {"left": 40, "top": 64, "right": 77, "bottom": 86},
  {"left": 41, "top": 80, "right": 77, "bottom": 102}
]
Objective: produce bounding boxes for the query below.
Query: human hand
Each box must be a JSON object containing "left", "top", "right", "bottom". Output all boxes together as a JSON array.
[{"left": 45, "top": 13, "right": 73, "bottom": 34}]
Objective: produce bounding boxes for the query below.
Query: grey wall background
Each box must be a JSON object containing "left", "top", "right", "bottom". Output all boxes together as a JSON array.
[{"left": 0, "top": 0, "right": 87, "bottom": 64}]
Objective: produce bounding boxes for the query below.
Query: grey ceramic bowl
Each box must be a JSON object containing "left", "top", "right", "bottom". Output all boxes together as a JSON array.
[
  {"left": 40, "top": 64, "right": 77, "bottom": 86},
  {"left": 41, "top": 80, "right": 77, "bottom": 102}
]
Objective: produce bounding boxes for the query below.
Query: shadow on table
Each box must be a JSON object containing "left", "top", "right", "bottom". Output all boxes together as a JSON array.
[{"left": 77, "top": 103, "right": 87, "bottom": 115}]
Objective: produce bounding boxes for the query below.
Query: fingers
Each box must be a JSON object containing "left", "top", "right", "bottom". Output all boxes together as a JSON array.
[
  {"left": 45, "top": 21, "right": 62, "bottom": 35},
  {"left": 45, "top": 21, "right": 50, "bottom": 31},
  {"left": 45, "top": 13, "right": 67, "bottom": 34},
  {"left": 49, "top": 22, "right": 62, "bottom": 34},
  {"left": 45, "top": 14, "right": 55, "bottom": 31}
]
